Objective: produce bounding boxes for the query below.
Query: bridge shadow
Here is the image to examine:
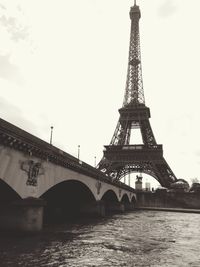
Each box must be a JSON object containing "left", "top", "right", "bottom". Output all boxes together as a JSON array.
[
  {"left": 41, "top": 180, "right": 96, "bottom": 224},
  {"left": 41, "top": 180, "right": 136, "bottom": 224},
  {"left": 0, "top": 179, "right": 21, "bottom": 205}
]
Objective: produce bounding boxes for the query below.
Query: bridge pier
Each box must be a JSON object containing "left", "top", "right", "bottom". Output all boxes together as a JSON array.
[
  {"left": 106, "top": 202, "right": 125, "bottom": 214},
  {"left": 0, "top": 198, "right": 45, "bottom": 233},
  {"left": 124, "top": 202, "right": 135, "bottom": 211},
  {"left": 80, "top": 201, "right": 105, "bottom": 217}
]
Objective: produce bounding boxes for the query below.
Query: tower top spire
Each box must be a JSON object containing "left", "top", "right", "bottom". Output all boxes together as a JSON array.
[{"left": 123, "top": 2, "right": 144, "bottom": 106}]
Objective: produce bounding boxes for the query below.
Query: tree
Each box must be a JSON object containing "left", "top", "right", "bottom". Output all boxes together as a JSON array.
[{"left": 191, "top": 178, "right": 199, "bottom": 184}]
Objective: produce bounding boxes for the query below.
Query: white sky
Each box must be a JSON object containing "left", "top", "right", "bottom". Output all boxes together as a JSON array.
[{"left": 0, "top": 0, "right": 200, "bottom": 188}]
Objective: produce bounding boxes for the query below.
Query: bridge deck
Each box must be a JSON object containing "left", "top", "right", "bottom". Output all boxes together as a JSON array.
[{"left": 0, "top": 118, "right": 134, "bottom": 193}]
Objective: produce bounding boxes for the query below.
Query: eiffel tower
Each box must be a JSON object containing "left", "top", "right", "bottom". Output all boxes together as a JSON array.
[{"left": 98, "top": 1, "right": 177, "bottom": 188}]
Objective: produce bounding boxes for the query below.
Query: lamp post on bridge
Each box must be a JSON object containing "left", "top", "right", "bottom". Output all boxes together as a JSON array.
[
  {"left": 94, "top": 156, "right": 96, "bottom": 167},
  {"left": 78, "top": 145, "right": 80, "bottom": 160},
  {"left": 50, "top": 126, "right": 53, "bottom": 145}
]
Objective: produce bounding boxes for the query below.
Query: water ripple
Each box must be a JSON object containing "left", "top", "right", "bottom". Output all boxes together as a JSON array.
[{"left": 0, "top": 211, "right": 200, "bottom": 266}]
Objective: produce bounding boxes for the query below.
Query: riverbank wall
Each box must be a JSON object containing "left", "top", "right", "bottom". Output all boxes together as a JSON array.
[{"left": 136, "top": 191, "right": 200, "bottom": 209}]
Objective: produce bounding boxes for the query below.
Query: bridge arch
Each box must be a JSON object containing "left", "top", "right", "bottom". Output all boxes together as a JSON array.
[
  {"left": 121, "top": 193, "right": 130, "bottom": 204},
  {"left": 131, "top": 195, "right": 137, "bottom": 204},
  {"left": 41, "top": 180, "right": 96, "bottom": 222},
  {"left": 0, "top": 178, "right": 21, "bottom": 204},
  {"left": 101, "top": 189, "right": 119, "bottom": 214},
  {"left": 101, "top": 189, "right": 118, "bottom": 203}
]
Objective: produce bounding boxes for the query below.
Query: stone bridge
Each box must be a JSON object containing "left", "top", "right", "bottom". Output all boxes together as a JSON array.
[{"left": 0, "top": 118, "right": 136, "bottom": 232}]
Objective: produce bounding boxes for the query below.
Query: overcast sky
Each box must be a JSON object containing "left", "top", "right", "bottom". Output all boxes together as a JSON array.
[{"left": 0, "top": 0, "right": 200, "bottom": 187}]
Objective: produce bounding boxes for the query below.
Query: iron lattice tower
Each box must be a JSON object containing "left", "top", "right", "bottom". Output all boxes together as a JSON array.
[{"left": 97, "top": 1, "right": 177, "bottom": 188}]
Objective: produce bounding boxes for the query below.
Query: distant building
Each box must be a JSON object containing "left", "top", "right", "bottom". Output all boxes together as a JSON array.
[{"left": 145, "top": 182, "right": 151, "bottom": 191}]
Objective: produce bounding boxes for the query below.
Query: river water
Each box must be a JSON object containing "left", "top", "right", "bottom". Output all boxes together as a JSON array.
[{"left": 0, "top": 211, "right": 200, "bottom": 267}]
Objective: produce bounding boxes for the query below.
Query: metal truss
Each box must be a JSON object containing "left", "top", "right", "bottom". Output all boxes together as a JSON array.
[
  {"left": 123, "top": 3, "right": 145, "bottom": 106},
  {"left": 98, "top": 156, "right": 177, "bottom": 188},
  {"left": 97, "top": 3, "right": 177, "bottom": 188}
]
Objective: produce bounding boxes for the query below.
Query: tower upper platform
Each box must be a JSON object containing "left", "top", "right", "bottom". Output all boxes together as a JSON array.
[{"left": 130, "top": 3, "right": 141, "bottom": 19}]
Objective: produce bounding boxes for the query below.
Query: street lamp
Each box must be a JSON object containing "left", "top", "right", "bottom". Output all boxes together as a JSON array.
[
  {"left": 94, "top": 156, "right": 96, "bottom": 167},
  {"left": 78, "top": 145, "right": 80, "bottom": 160},
  {"left": 50, "top": 126, "right": 53, "bottom": 145}
]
